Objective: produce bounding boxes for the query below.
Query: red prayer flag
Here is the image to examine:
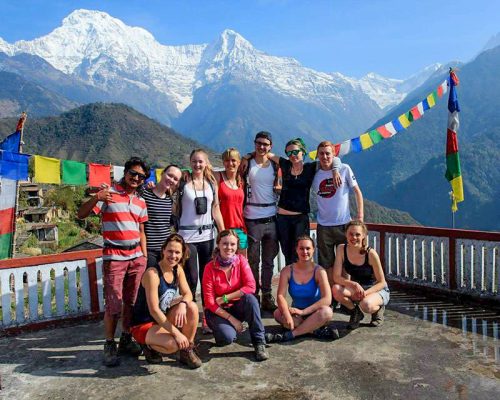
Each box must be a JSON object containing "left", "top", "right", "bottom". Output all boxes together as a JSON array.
[
  {"left": 410, "top": 106, "right": 422, "bottom": 120},
  {"left": 88, "top": 163, "right": 111, "bottom": 187},
  {"left": 333, "top": 144, "right": 341, "bottom": 156},
  {"left": 376, "top": 125, "right": 392, "bottom": 139}
]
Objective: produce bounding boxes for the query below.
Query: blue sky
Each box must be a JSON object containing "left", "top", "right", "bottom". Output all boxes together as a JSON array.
[{"left": 0, "top": 0, "right": 499, "bottom": 78}]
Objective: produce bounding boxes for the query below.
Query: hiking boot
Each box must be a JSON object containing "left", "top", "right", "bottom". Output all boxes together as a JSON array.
[
  {"left": 313, "top": 326, "right": 340, "bottom": 340},
  {"left": 370, "top": 305, "right": 385, "bottom": 327},
  {"left": 202, "top": 315, "right": 213, "bottom": 335},
  {"left": 264, "top": 330, "right": 294, "bottom": 343},
  {"left": 348, "top": 305, "right": 364, "bottom": 330},
  {"left": 254, "top": 343, "right": 269, "bottom": 361},
  {"left": 118, "top": 332, "right": 142, "bottom": 356},
  {"left": 103, "top": 340, "right": 120, "bottom": 367},
  {"left": 261, "top": 293, "right": 277, "bottom": 312},
  {"left": 142, "top": 344, "right": 163, "bottom": 364},
  {"left": 179, "top": 344, "right": 202, "bottom": 369}
]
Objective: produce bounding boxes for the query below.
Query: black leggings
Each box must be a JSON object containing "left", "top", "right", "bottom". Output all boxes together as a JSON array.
[
  {"left": 185, "top": 239, "right": 214, "bottom": 305},
  {"left": 277, "top": 213, "right": 310, "bottom": 266}
]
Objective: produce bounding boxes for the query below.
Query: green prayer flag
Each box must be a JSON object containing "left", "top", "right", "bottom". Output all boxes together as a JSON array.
[
  {"left": 62, "top": 160, "right": 87, "bottom": 185},
  {"left": 368, "top": 129, "right": 383, "bottom": 144},
  {"left": 407, "top": 111, "right": 414, "bottom": 122}
]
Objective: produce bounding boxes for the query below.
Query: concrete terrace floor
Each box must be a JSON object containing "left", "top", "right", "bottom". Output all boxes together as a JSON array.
[{"left": 1, "top": 289, "right": 499, "bottom": 400}]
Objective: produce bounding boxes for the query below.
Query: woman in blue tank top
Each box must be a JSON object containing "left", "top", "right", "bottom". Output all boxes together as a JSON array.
[
  {"left": 332, "top": 220, "right": 390, "bottom": 330},
  {"left": 265, "top": 235, "right": 339, "bottom": 343}
]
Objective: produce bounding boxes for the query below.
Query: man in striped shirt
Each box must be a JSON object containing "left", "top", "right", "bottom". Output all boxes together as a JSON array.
[{"left": 78, "top": 157, "right": 149, "bottom": 367}]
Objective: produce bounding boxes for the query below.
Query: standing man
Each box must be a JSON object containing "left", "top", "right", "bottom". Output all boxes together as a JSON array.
[
  {"left": 312, "top": 141, "right": 364, "bottom": 287},
  {"left": 78, "top": 157, "right": 149, "bottom": 367},
  {"left": 243, "top": 131, "right": 280, "bottom": 312}
]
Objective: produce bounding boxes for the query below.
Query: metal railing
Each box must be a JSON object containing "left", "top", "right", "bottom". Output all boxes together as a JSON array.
[{"left": 1, "top": 224, "right": 499, "bottom": 332}]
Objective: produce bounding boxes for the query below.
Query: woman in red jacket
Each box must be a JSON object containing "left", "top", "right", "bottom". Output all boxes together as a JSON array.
[{"left": 202, "top": 229, "right": 269, "bottom": 361}]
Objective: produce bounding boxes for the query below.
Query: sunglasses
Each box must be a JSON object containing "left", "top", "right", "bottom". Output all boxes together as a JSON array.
[
  {"left": 254, "top": 140, "right": 271, "bottom": 147},
  {"left": 127, "top": 170, "right": 147, "bottom": 180},
  {"left": 286, "top": 149, "right": 301, "bottom": 157}
]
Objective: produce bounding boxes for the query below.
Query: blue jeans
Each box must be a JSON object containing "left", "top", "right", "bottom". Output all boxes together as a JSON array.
[{"left": 205, "top": 294, "right": 265, "bottom": 346}]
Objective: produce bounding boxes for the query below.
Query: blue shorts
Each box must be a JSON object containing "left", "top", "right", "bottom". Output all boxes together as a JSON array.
[
  {"left": 377, "top": 286, "right": 390, "bottom": 306},
  {"left": 232, "top": 228, "right": 248, "bottom": 250}
]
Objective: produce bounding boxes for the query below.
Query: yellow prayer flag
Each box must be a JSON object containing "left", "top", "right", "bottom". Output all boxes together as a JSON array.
[
  {"left": 426, "top": 93, "right": 436, "bottom": 108},
  {"left": 34, "top": 155, "right": 61, "bottom": 184},
  {"left": 398, "top": 113, "right": 411, "bottom": 129},
  {"left": 359, "top": 133, "right": 373, "bottom": 150},
  {"left": 308, "top": 150, "right": 317, "bottom": 160},
  {"left": 156, "top": 168, "right": 163, "bottom": 183}
]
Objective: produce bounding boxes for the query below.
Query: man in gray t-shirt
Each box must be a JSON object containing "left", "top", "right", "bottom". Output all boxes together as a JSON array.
[{"left": 312, "top": 141, "right": 364, "bottom": 287}]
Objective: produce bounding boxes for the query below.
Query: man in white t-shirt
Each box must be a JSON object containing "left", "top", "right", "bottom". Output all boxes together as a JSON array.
[
  {"left": 243, "top": 131, "right": 280, "bottom": 312},
  {"left": 312, "top": 141, "right": 364, "bottom": 286}
]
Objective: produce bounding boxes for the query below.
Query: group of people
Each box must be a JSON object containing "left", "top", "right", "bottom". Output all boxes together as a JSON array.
[{"left": 77, "top": 131, "right": 389, "bottom": 369}]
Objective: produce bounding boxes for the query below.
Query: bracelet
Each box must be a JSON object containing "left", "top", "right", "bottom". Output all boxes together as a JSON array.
[
  {"left": 222, "top": 294, "right": 229, "bottom": 304},
  {"left": 180, "top": 300, "right": 188, "bottom": 306}
]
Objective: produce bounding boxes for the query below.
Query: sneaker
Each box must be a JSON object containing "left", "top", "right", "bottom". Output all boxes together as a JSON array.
[
  {"left": 264, "top": 330, "right": 294, "bottom": 343},
  {"left": 142, "top": 344, "right": 163, "bottom": 364},
  {"left": 118, "top": 332, "right": 142, "bottom": 356},
  {"left": 254, "top": 344, "right": 269, "bottom": 361},
  {"left": 313, "top": 326, "right": 340, "bottom": 340},
  {"left": 103, "top": 340, "right": 120, "bottom": 367},
  {"left": 348, "top": 305, "right": 364, "bottom": 330},
  {"left": 179, "top": 344, "right": 202, "bottom": 369},
  {"left": 202, "top": 315, "right": 213, "bottom": 335},
  {"left": 261, "top": 293, "right": 277, "bottom": 312},
  {"left": 370, "top": 306, "right": 385, "bottom": 327}
]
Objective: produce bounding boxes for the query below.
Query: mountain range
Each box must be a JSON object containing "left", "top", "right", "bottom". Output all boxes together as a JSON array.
[{"left": 0, "top": 9, "right": 443, "bottom": 151}]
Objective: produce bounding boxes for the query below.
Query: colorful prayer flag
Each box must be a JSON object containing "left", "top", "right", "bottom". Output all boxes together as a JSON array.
[
  {"left": 350, "top": 137, "right": 362, "bottom": 153},
  {"left": 369, "top": 129, "right": 384, "bottom": 144},
  {"left": 338, "top": 140, "right": 351, "bottom": 156},
  {"left": 359, "top": 133, "right": 373, "bottom": 149},
  {"left": 398, "top": 113, "right": 411, "bottom": 129},
  {"left": 376, "top": 125, "right": 392, "bottom": 139},
  {"left": 308, "top": 150, "right": 317, "bottom": 160},
  {"left": 445, "top": 70, "right": 464, "bottom": 212},
  {"left": 34, "top": 155, "right": 61, "bottom": 184},
  {"left": 410, "top": 105, "right": 422, "bottom": 121},
  {"left": 62, "top": 160, "right": 87, "bottom": 185},
  {"left": 0, "top": 151, "right": 30, "bottom": 181},
  {"left": 426, "top": 92, "right": 436, "bottom": 108},
  {"left": 391, "top": 117, "right": 404, "bottom": 133},
  {"left": 0, "top": 131, "right": 21, "bottom": 153},
  {"left": 113, "top": 166, "right": 125, "bottom": 182},
  {"left": 156, "top": 168, "right": 164, "bottom": 182},
  {"left": 0, "top": 177, "right": 17, "bottom": 259},
  {"left": 88, "top": 163, "right": 111, "bottom": 187},
  {"left": 145, "top": 169, "right": 156, "bottom": 185}
]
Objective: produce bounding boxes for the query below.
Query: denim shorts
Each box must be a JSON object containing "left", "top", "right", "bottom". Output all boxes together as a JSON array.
[{"left": 377, "top": 286, "right": 390, "bottom": 306}]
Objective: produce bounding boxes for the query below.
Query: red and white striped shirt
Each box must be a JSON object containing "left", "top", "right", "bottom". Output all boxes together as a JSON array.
[{"left": 93, "top": 183, "right": 148, "bottom": 261}]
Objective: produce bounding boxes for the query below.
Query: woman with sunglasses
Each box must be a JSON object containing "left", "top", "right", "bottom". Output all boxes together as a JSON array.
[
  {"left": 266, "top": 138, "right": 341, "bottom": 265},
  {"left": 214, "top": 148, "right": 247, "bottom": 257},
  {"left": 176, "top": 149, "right": 225, "bottom": 334},
  {"left": 202, "top": 229, "right": 269, "bottom": 361}
]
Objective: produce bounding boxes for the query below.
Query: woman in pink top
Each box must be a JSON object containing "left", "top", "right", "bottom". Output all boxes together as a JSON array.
[{"left": 202, "top": 230, "right": 269, "bottom": 361}]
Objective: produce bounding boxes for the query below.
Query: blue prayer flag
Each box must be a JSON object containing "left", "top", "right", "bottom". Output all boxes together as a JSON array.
[
  {"left": 422, "top": 98, "right": 430, "bottom": 111},
  {"left": 0, "top": 151, "right": 30, "bottom": 181},
  {"left": 145, "top": 168, "right": 157, "bottom": 185},
  {"left": 0, "top": 131, "right": 21, "bottom": 153},
  {"left": 391, "top": 117, "right": 404, "bottom": 132},
  {"left": 350, "top": 137, "right": 362, "bottom": 153}
]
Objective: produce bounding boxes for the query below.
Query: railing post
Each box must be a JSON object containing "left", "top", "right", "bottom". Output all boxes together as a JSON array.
[
  {"left": 379, "top": 231, "right": 386, "bottom": 275},
  {"left": 87, "top": 257, "right": 100, "bottom": 313},
  {"left": 449, "top": 237, "right": 457, "bottom": 290}
]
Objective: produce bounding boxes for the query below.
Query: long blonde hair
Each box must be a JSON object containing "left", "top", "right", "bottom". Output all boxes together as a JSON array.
[
  {"left": 190, "top": 149, "right": 216, "bottom": 185},
  {"left": 221, "top": 147, "right": 242, "bottom": 187}
]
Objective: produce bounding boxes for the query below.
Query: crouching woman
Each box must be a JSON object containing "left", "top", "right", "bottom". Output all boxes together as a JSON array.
[
  {"left": 130, "top": 234, "right": 202, "bottom": 368},
  {"left": 332, "top": 220, "right": 390, "bottom": 329},
  {"left": 266, "top": 235, "right": 339, "bottom": 343},
  {"left": 202, "top": 229, "right": 269, "bottom": 362}
]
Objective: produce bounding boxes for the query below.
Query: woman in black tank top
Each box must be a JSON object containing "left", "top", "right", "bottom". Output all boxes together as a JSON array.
[
  {"left": 130, "top": 234, "right": 202, "bottom": 369},
  {"left": 331, "top": 220, "right": 390, "bottom": 329}
]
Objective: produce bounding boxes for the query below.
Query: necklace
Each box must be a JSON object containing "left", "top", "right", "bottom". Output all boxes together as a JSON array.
[
  {"left": 224, "top": 172, "right": 238, "bottom": 189},
  {"left": 291, "top": 164, "right": 303, "bottom": 179}
]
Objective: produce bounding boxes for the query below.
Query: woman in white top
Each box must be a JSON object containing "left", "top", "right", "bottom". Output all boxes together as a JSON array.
[{"left": 177, "top": 149, "right": 225, "bottom": 333}]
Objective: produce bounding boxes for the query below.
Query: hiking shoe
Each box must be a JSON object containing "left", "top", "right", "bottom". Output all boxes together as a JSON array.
[
  {"left": 261, "top": 293, "right": 277, "bottom": 312},
  {"left": 142, "top": 344, "right": 163, "bottom": 364},
  {"left": 264, "top": 330, "right": 294, "bottom": 343},
  {"left": 254, "top": 344, "right": 269, "bottom": 361},
  {"left": 179, "top": 344, "right": 202, "bottom": 369},
  {"left": 118, "top": 332, "right": 142, "bottom": 356},
  {"left": 370, "top": 305, "right": 385, "bottom": 327},
  {"left": 103, "top": 340, "right": 120, "bottom": 367},
  {"left": 348, "top": 305, "right": 364, "bottom": 330},
  {"left": 202, "top": 315, "right": 213, "bottom": 335},
  {"left": 313, "top": 326, "right": 340, "bottom": 340}
]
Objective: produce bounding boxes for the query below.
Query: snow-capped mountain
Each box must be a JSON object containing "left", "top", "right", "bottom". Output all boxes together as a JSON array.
[{"left": 0, "top": 9, "right": 439, "bottom": 149}]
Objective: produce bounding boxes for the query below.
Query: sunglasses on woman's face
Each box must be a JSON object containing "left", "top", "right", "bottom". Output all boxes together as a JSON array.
[
  {"left": 127, "top": 170, "right": 147, "bottom": 180},
  {"left": 286, "top": 149, "right": 301, "bottom": 157}
]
